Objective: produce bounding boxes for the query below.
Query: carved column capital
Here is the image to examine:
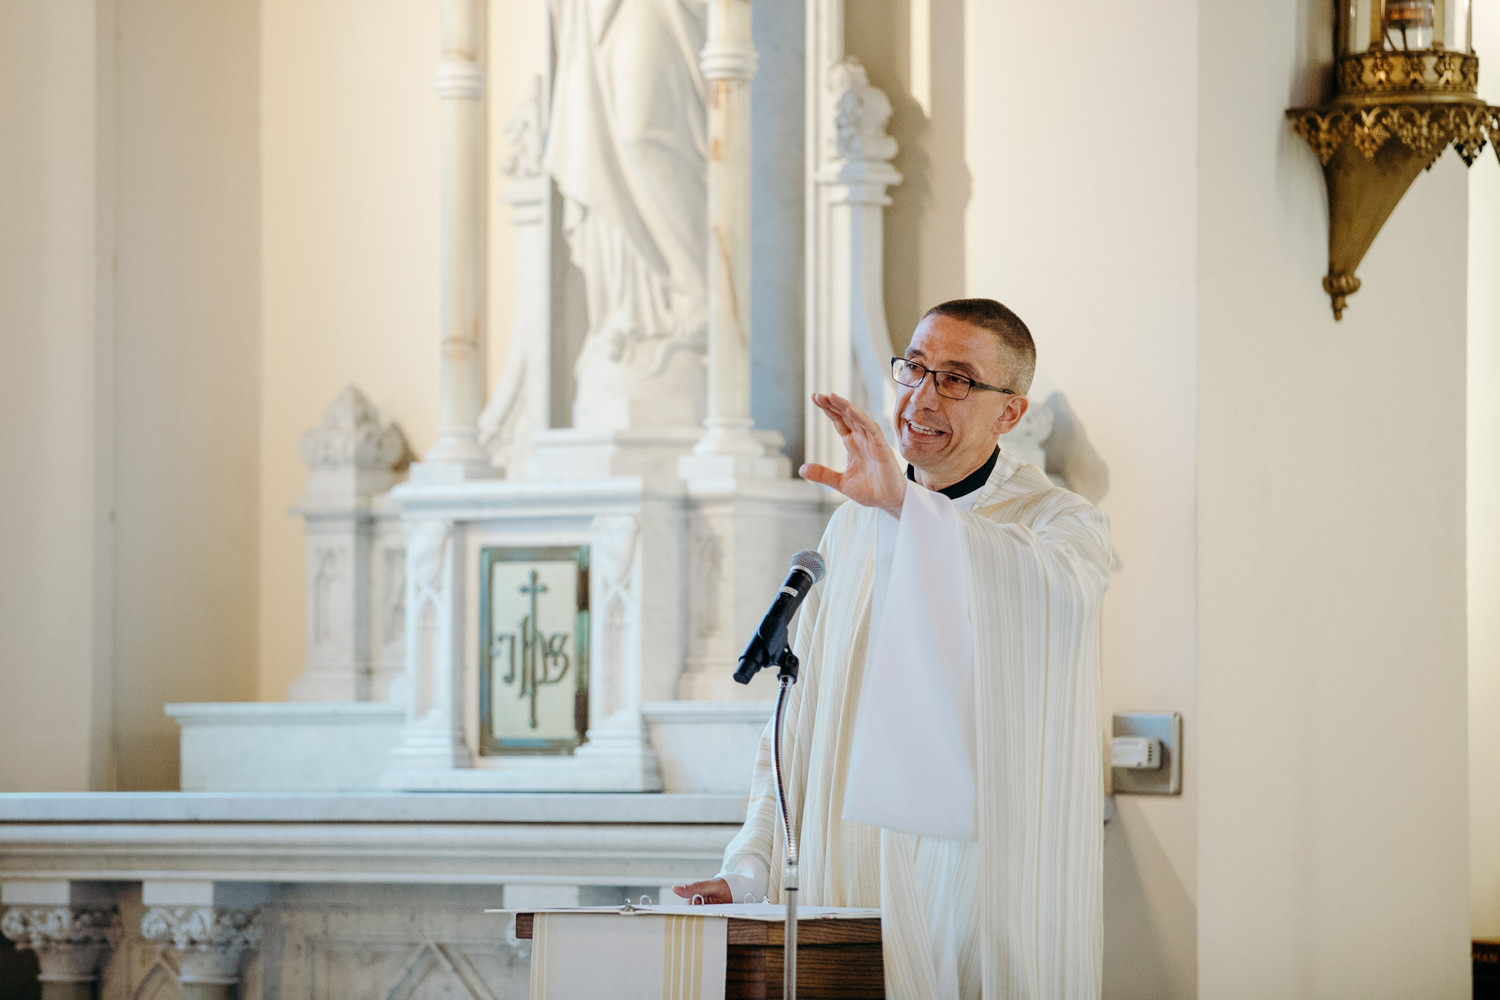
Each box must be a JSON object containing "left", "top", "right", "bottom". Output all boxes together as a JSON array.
[
  {"left": 0, "top": 905, "right": 119, "bottom": 983},
  {"left": 828, "top": 58, "right": 898, "bottom": 165},
  {"left": 141, "top": 906, "right": 261, "bottom": 985}
]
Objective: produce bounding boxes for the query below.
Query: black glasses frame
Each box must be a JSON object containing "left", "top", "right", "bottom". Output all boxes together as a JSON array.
[{"left": 890, "top": 357, "right": 1015, "bottom": 400}]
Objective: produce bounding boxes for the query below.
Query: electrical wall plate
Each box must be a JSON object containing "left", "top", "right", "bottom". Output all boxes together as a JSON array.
[{"left": 1111, "top": 711, "right": 1182, "bottom": 795}]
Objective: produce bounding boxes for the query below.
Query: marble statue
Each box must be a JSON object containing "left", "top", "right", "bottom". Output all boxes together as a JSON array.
[{"left": 544, "top": 0, "right": 710, "bottom": 430}]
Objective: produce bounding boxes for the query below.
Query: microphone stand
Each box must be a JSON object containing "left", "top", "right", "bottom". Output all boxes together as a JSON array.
[
  {"left": 769, "top": 644, "right": 799, "bottom": 1000},
  {"left": 736, "top": 554, "right": 823, "bottom": 1000}
]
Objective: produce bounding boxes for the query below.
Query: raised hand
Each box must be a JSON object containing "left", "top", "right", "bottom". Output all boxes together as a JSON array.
[{"left": 798, "top": 392, "right": 906, "bottom": 518}]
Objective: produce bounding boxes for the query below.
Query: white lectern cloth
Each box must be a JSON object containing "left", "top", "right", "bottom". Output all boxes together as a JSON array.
[{"left": 530, "top": 912, "right": 727, "bottom": 1000}]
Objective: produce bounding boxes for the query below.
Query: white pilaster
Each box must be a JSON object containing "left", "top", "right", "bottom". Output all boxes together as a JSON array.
[
  {"left": 421, "top": 0, "right": 491, "bottom": 478},
  {"left": 687, "top": 0, "right": 764, "bottom": 466}
]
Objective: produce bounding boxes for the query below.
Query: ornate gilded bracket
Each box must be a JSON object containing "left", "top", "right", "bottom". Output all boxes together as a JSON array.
[
  {"left": 1288, "top": 41, "right": 1500, "bottom": 319},
  {"left": 1287, "top": 100, "right": 1500, "bottom": 318}
]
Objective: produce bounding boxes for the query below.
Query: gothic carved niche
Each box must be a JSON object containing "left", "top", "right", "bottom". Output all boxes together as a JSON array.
[
  {"left": 590, "top": 514, "right": 640, "bottom": 719},
  {"left": 591, "top": 515, "right": 640, "bottom": 607},
  {"left": 384, "top": 941, "right": 499, "bottom": 1000},
  {"left": 407, "top": 521, "right": 453, "bottom": 614},
  {"left": 404, "top": 520, "right": 453, "bottom": 715},
  {"left": 828, "top": 58, "right": 898, "bottom": 163},
  {"left": 690, "top": 524, "right": 723, "bottom": 640},
  {"left": 300, "top": 385, "right": 411, "bottom": 471},
  {"left": 381, "top": 547, "right": 407, "bottom": 645},
  {"left": 312, "top": 546, "right": 344, "bottom": 645}
]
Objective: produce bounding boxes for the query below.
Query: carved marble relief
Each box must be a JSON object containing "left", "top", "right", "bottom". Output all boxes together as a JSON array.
[
  {"left": 380, "top": 547, "right": 406, "bottom": 647},
  {"left": 691, "top": 525, "right": 724, "bottom": 641},
  {"left": 404, "top": 521, "right": 453, "bottom": 719},
  {"left": 278, "top": 902, "right": 527, "bottom": 1000},
  {"left": 589, "top": 515, "right": 639, "bottom": 723},
  {"left": 311, "top": 547, "right": 343, "bottom": 647},
  {"left": 829, "top": 58, "right": 897, "bottom": 163},
  {"left": 499, "top": 75, "right": 544, "bottom": 181}
]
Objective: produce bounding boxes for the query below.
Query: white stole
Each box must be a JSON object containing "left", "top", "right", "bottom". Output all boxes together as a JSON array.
[{"left": 842, "top": 479, "right": 978, "bottom": 841}]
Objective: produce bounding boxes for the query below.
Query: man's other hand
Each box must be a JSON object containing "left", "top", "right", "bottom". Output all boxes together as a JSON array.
[
  {"left": 798, "top": 392, "right": 905, "bottom": 518},
  {"left": 671, "top": 878, "right": 732, "bottom": 904}
]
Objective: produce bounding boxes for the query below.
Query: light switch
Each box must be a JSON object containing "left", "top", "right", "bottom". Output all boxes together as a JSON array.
[
  {"left": 1111, "top": 712, "right": 1181, "bottom": 795},
  {"left": 1110, "top": 736, "right": 1162, "bottom": 770}
]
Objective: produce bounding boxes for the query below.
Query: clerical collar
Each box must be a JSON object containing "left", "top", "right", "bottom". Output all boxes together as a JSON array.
[{"left": 906, "top": 446, "right": 1001, "bottom": 500}]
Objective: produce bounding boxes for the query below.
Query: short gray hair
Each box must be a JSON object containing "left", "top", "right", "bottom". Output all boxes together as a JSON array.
[{"left": 922, "top": 298, "right": 1036, "bottom": 395}]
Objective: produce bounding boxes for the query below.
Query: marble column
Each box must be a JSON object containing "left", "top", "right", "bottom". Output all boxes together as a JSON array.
[
  {"left": 422, "top": 0, "right": 492, "bottom": 478},
  {"left": 140, "top": 883, "right": 265, "bottom": 1000},
  {"left": 692, "top": 0, "right": 760, "bottom": 460},
  {"left": 0, "top": 882, "right": 118, "bottom": 1000}
]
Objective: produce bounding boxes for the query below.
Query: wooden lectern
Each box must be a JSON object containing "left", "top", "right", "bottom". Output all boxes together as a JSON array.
[{"left": 515, "top": 911, "right": 885, "bottom": 1000}]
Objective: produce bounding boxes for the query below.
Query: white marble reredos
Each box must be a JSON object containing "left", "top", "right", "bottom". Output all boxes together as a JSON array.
[{"left": 0, "top": 791, "right": 746, "bottom": 825}]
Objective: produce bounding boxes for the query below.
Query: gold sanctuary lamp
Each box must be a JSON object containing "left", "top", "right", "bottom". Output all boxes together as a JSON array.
[{"left": 1287, "top": 0, "right": 1500, "bottom": 318}]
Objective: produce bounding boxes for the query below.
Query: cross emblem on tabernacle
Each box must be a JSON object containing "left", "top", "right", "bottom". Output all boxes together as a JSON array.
[
  {"left": 492, "top": 569, "right": 572, "bottom": 731},
  {"left": 518, "top": 572, "right": 548, "bottom": 601}
]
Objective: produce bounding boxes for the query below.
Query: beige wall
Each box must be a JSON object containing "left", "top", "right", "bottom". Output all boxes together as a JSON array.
[
  {"left": 0, "top": 0, "right": 113, "bottom": 792},
  {"left": 0, "top": 0, "right": 261, "bottom": 791},
  {"left": 257, "top": 0, "right": 546, "bottom": 701},
  {"left": 111, "top": 0, "right": 262, "bottom": 790},
  {"left": 1198, "top": 0, "right": 1470, "bottom": 996},
  {"left": 1470, "top": 0, "right": 1500, "bottom": 942}
]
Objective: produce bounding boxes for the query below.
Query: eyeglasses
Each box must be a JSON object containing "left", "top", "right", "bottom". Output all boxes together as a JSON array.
[{"left": 890, "top": 357, "right": 1014, "bottom": 400}]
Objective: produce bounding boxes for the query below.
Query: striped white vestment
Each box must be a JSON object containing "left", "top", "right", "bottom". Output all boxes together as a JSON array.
[{"left": 717, "top": 451, "right": 1111, "bottom": 999}]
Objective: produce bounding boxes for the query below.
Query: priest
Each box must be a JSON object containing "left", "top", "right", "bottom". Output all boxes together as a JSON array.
[{"left": 674, "top": 298, "right": 1112, "bottom": 999}]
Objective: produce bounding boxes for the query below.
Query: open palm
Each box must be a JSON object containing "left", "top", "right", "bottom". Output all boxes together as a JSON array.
[{"left": 798, "top": 393, "right": 906, "bottom": 518}]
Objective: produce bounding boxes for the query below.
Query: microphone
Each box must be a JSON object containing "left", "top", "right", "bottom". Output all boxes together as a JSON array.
[{"left": 734, "top": 550, "right": 827, "bottom": 684}]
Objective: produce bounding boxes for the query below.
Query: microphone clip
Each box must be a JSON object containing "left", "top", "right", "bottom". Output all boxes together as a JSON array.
[{"left": 735, "top": 634, "right": 799, "bottom": 686}]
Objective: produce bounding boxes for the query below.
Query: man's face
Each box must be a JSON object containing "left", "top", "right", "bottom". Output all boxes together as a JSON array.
[{"left": 895, "top": 314, "right": 1029, "bottom": 491}]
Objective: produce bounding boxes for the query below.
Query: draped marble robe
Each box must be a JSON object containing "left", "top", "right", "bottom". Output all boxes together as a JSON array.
[
  {"left": 717, "top": 450, "right": 1111, "bottom": 1000},
  {"left": 544, "top": 0, "right": 709, "bottom": 429}
]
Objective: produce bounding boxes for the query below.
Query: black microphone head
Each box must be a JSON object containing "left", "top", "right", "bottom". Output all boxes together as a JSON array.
[{"left": 790, "top": 549, "right": 826, "bottom": 584}]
